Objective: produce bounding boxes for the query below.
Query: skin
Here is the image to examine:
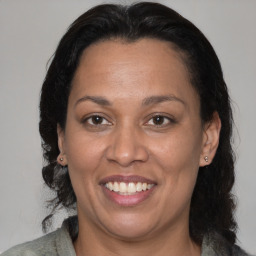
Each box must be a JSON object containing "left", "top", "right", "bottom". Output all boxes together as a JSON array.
[{"left": 57, "top": 38, "right": 221, "bottom": 256}]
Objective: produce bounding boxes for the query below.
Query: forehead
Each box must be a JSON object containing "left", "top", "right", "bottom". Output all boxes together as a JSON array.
[
  {"left": 70, "top": 38, "right": 199, "bottom": 108},
  {"left": 75, "top": 38, "right": 189, "bottom": 81}
]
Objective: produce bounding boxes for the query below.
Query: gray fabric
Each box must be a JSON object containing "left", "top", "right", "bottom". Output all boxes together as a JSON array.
[
  {"left": 1, "top": 218, "right": 252, "bottom": 256},
  {"left": 1, "top": 220, "right": 76, "bottom": 256},
  {"left": 201, "top": 232, "right": 252, "bottom": 256}
]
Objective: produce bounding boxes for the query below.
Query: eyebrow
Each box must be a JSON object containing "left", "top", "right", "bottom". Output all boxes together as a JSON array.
[
  {"left": 75, "top": 94, "right": 185, "bottom": 107},
  {"left": 142, "top": 95, "right": 185, "bottom": 106},
  {"left": 75, "top": 96, "right": 111, "bottom": 107}
]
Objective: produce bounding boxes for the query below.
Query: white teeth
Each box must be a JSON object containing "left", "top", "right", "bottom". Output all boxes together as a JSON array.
[
  {"left": 104, "top": 181, "right": 154, "bottom": 194},
  {"left": 136, "top": 182, "right": 142, "bottom": 192},
  {"left": 142, "top": 183, "right": 147, "bottom": 191},
  {"left": 147, "top": 184, "right": 154, "bottom": 189},
  {"left": 109, "top": 182, "right": 114, "bottom": 191},
  {"left": 113, "top": 182, "right": 119, "bottom": 192},
  {"left": 128, "top": 182, "right": 136, "bottom": 193},
  {"left": 119, "top": 182, "right": 127, "bottom": 193}
]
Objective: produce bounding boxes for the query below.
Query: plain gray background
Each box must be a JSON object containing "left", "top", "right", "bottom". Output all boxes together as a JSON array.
[{"left": 0, "top": 0, "right": 255, "bottom": 254}]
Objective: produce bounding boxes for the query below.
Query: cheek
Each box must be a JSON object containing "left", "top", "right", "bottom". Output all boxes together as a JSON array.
[
  {"left": 151, "top": 127, "right": 203, "bottom": 183},
  {"left": 63, "top": 133, "right": 108, "bottom": 209},
  {"left": 64, "top": 131, "right": 106, "bottom": 180},
  {"left": 153, "top": 131, "right": 202, "bottom": 214}
]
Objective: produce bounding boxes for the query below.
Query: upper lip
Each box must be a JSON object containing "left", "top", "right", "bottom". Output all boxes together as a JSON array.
[{"left": 99, "top": 175, "right": 157, "bottom": 185}]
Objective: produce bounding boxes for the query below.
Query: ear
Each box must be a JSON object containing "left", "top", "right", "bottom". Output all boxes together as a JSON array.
[
  {"left": 199, "top": 112, "right": 221, "bottom": 167},
  {"left": 57, "top": 124, "right": 67, "bottom": 166}
]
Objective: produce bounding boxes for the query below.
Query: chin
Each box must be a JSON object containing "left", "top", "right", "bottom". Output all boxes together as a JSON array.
[{"left": 101, "top": 213, "right": 157, "bottom": 241}]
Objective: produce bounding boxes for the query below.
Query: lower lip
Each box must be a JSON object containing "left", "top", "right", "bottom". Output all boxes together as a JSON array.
[{"left": 101, "top": 185, "right": 156, "bottom": 207}]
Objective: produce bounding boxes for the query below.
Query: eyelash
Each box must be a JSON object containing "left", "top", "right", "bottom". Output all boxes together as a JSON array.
[
  {"left": 145, "top": 114, "right": 176, "bottom": 128},
  {"left": 82, "top": 114, "right": 112, "bottom": 127},
  {"left": 82, "top": 114, "right": 176, "bottom": 129}
]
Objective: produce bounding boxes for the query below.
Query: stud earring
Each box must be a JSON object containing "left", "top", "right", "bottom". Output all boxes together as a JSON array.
[
  {"left": 204, "top": 156, "right": 208, "bottom": 162},
  {"left": 60, "top": 157, "right": 64, "bottom": 161}
]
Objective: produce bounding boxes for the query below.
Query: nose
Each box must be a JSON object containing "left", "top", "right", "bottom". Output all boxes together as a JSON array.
[{"left": 105, "top": 124, "right": 149, "bottom": 167}]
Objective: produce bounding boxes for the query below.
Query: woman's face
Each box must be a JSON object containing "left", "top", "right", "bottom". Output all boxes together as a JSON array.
[{"left": 58, "top": 38, "right": 218, "bottom": 240}]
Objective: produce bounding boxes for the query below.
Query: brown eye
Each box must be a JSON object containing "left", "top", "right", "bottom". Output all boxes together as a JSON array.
[
  {"left": 91, "top": 115, "right": 103, "bottom": 125},
  {"left": 85, "top": 115, "right": 111, "bottom": 126},
  {"left": 152, "top": 116, "right": 165, "bottom": 125},
  {"left": 146, "top": 114, "right": 175, "bottom": 127}
]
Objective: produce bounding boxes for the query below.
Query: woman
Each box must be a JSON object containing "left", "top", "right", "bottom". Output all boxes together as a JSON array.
[{"left": 2, "top": 2, "right": 252, "bottom": 256}]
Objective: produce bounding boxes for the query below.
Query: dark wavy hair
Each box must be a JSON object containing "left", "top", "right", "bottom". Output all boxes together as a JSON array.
[{"left": 39, "top": 2, "right": 237, "bottom": 244}]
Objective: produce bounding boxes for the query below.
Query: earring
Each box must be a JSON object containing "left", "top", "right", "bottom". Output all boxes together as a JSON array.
[
  {"left": 204, "top": 156, "right": 208, "bottom": 162},
  {"left": 57, "top": 156, "right": 65, "bottom": 165}
]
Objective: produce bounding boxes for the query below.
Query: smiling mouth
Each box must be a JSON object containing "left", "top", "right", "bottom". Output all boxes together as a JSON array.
[
  {"left": 104, "top": 181, "right": 155, "bottom": 195},
  {"left": 100, "top": 175, "right": 156, "bottom": 206}
]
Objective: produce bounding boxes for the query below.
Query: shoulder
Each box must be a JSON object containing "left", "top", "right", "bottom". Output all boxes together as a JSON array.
[
  {"left": 1, "top": 230, "right": 59, "bottom": 256},
  {"left": 1, "top": 219, "right": 76, "bottom": 256},
  {"left": 202, "top": 231, "right": 254, "bottom": 256}
]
